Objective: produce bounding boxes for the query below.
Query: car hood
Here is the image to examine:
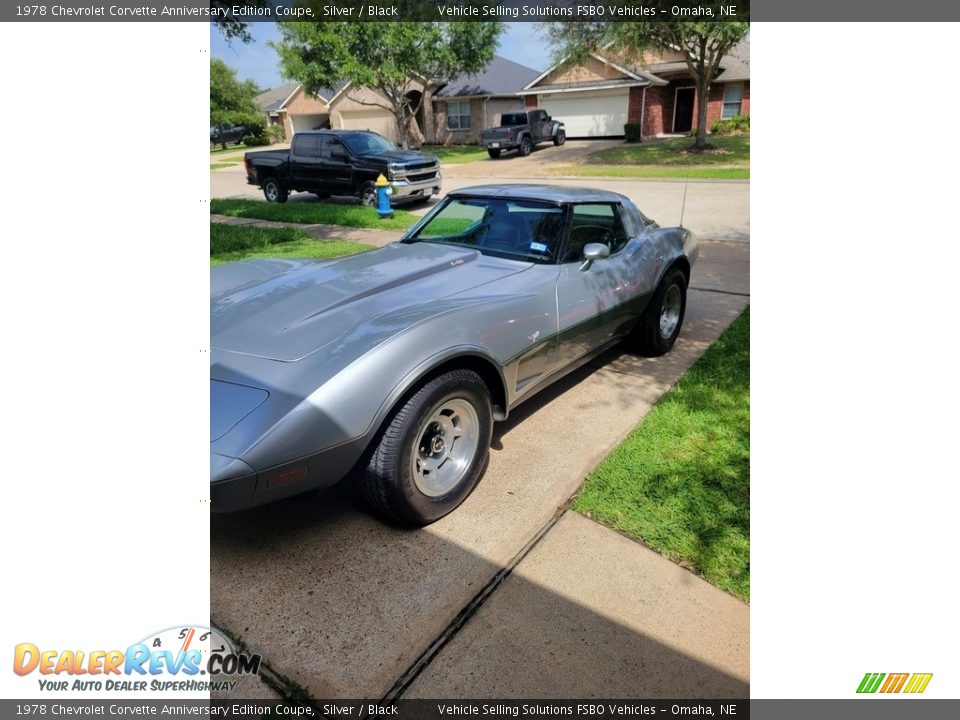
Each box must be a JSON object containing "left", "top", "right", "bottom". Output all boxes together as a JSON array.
[
  {"left": 211, "top": 243, "right": 530, "bottom": 362},
  {"left": 356, "top": 149, "right": 437, "bottom": 165}
]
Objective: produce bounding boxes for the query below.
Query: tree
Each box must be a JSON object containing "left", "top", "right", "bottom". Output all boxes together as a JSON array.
[
  {"left": 272, "top": 22, "right": 504, "bottom": 149},
  {"left": 210, "top": 58, "right": 263, "bottom": 150},
  {"left": 547, "top": 20, "right": 749, "bottom": 149}
]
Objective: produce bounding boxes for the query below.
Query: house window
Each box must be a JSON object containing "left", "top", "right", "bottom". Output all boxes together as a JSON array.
[
  {"left": 446, "top": 101, "right": 471, "bottom": 130},
  {"left": 722, "top": 82, "right": 744, "bottom": 119}
]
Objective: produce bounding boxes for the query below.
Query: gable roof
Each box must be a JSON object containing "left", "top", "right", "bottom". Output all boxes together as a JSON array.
[
  {"left": 646, "top": 41, "right": 750, "bottom": 82},
  {"left": 255, "top": 81, "right": 349, "bottom": 112},
  {"left": 255, "top": 83, "right": 299, "bottom": 112},
  {"left": 434, "top": 55, "right": 541, "bottom": 99},
  {"left": 523, "top": 52, "right": 667, "bottom": 93}
]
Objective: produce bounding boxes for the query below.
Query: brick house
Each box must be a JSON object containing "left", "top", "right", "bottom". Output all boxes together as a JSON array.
[
  {"left": 520, "top": 42, "right": 750, "bottom": 138},
  {"left": 254, "top": 56, "right": 540, "bottom": 146}
]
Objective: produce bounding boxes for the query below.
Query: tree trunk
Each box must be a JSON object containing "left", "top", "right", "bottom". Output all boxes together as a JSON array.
[{"left": 695, "top": 81, "right": 710, "bottom": 149}]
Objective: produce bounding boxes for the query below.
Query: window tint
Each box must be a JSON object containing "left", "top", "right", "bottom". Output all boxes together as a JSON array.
[
  {"left": 322, "top": 136, "right": 346, "bottom": 158},
  {"left": 408, "top": 198, "right": 566, "bottom": 264},
  {"left": 293, "top": 134, "right": 321, "bottom": 157},
  {"left": 563, "top": 204, "right": 629, "bottom": 263}
]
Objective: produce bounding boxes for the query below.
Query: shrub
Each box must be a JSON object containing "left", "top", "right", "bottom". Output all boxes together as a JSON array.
[
  {"left": 242, "top": 134, "right": 270, "bottom": 147},
  {"left": 624, "top": 122, "right": 643, "bottom": 143},
  {"left": 265, "top": 124, "right": 286, "bottom": 144},
  {"left": 711, "top": 114, "right": 750, "bottom": 135}
]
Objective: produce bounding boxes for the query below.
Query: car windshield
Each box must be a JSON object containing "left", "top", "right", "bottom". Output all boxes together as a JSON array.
[
  {"left": 405, "top": 197, "right": 566, "bottom": 264},
  {"left": 339, "top": 132, "right": 397, "bottom": 155},
  {"left": 501, "top": 113, "right": 527, "bottom": 126}
]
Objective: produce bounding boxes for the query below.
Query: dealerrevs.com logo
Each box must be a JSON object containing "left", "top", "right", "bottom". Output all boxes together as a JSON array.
[
  {"left": 857, "top": 672, "right": 933, "bottom": 694},
  {"left": 13, "top": 625, "right": 261, "bottom": 693}
]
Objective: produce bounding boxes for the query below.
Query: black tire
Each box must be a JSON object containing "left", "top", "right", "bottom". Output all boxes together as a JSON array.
[
  {"left": 631, "top": 268, "right": 687, "bottom": 356},
  {"left": 355, "top": 369, "right": 493, "bottom": 526},
  {"left": 553, "top": 130, "right": 566, "bottom": 146},
  {"left": 314, "top": 192, "right": 331, "bottom": 201},
  {"left": 359, "top": 183, "right": 378, "bottom": 208},
  {"left": 487, "top": 148, "right": 502, "bottom": 159},
  {"left": 518, "top": 136, "right": 532, "bottom": 157},
  {"left": 262, "top": 177, "right": 288, "bottom": 203}
]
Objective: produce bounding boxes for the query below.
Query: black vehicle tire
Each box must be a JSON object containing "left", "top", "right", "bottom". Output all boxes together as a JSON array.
[
  {"left": 487, "top": 148, "right": 502, "bottom": 159},
  {"left": 262, "top": 177, "right": 288, "bottom": 203},
  {"left": 355, "top": 369, "right": 493, "bottom": 526},
  {"left": 519, "top": 136, "right": 532, "bottom": 157},
  {"left": 630, "top": 267, "right": 688, "bottom": 357},
  {"left": 553, "top": 130, "right": 566, "bottom": 146},
  {"left": 359, "top": 183, "right": 378, "bottom": 208},
  {"left": 314, "top": 192, "right": 331, "bottom": 201}
]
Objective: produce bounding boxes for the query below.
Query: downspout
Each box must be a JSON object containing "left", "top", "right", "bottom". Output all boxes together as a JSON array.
[{"left": 640, "top": 86, "right": 647, "bottom": 142}]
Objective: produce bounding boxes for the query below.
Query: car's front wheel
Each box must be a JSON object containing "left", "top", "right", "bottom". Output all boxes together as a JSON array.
[
  {"left": 359, "top": 183, "right": 378, "bottom": 207},
  {"left": 262, "top": 177, "right": 288, "bottom": 203},
  {"left": 356, "top": 369, "right": 493, "bottom": 525},
  {"left": 630, "top": 267, "right": 687, "bottom": 356}
]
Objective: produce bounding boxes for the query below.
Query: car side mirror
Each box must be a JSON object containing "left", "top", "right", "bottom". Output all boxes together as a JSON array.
[{"left": 579, "top": 242, "right": 610, "bottom": 271}]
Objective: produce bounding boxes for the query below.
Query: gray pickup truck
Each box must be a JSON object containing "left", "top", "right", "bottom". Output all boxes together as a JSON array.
[{"left": 479, "top": 110, "right": 566, "bottom": 159}]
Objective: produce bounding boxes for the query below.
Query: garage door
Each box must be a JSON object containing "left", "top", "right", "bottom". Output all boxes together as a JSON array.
[
  {"left": 339, "top": 109, "right": 398, "bottom": 142},
  {"left": 541, "top": 89, "right": 629, "bottom": 138},
  {"left": 290, "top": 113, "right": 329, "bottom": 135}
]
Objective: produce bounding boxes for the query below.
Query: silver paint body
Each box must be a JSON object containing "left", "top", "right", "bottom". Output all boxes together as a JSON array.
[{"left": 210, "top": 184, "right": 697, "bottom": 511}]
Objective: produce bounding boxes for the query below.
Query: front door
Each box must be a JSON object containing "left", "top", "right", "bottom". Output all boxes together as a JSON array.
[
  {"left": 318, "top": 136, "right": 352, "bottom": 195},
  {"left": 673, "top": 87, "right": 695, "bottom": 133}
]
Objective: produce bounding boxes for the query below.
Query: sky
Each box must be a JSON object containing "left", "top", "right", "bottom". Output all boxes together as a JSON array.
[{"left": 210, "top": 22, "right": 552, "bottom": 91}]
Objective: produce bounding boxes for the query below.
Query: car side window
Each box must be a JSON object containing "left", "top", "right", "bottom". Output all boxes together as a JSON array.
[
  {"left": 563, "top": 204, "right": 630, "bottom": 263},
  {"left": 322, "top": 137, "right": 345, "bottom": 159},
  {"left": 293, "top": 134, "right": 321, "bottom": 158}
]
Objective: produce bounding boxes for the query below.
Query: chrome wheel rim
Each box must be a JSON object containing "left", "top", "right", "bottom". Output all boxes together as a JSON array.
[
  {"left": 265, "top": 183, "right": 278, "bottom": 201},
  {"left": 411, "top": 399, "right": 480, "bottom": 497},
  {"left": 659, "top": 284, "right": 682, "bottom": 340},
  {"left": 361, "top": 188, "right": 377, "bottom": 207}
]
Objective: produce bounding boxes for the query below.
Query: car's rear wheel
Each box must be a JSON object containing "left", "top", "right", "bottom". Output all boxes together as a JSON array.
[
  {"left": 355, "top": 369, "right": 493, "bottom": 525},
  {"left": 631, "top": 267, "right": 687, "bottom": 356},
  {"left": 553, "top": 130, "right": 566, "bottom": 146},
  {"left": 262, "top": 177, "right": 288, "bottom": 203},
  {"left": 487, "top": 148, "right": 501, "bottom": 159},
  {"left": 359, "top": 183, "right": 378, "bottom": 207},
  {"left": 519, "top": 136, "right": 532, "bottom": 156}
]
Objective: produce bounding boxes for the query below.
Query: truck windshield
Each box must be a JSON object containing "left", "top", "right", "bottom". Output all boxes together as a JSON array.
[
  {"left": 404, "top": 197, "right": 566, "bottom": 264},
  {"left": 339, "top": 132, "right": 397, "bottom": 155},
  {"left": 500, "top": 113, "right": 527, "bottom": 127}
]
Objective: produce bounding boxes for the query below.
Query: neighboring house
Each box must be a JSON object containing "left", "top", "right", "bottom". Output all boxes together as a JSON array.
[
  {"left": 252, "top": 55, "right": 541, "bottom": 146},
  {"left": 431, "top": 56, "right": 541, "bottom": 144},
  {"left": 520, "top": 41, "right": 750, "bottom": 138},
  {"left": 254, "top": 82, "right": 345, "bottom": 141}
]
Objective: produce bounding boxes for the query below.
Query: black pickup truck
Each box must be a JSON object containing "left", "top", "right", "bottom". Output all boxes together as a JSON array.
[
  {"left": 244, "top": 130, "right": 441, "bottom": 205},
  {"left": 479, "top": 110, "right": 566, "bottom": 159}
]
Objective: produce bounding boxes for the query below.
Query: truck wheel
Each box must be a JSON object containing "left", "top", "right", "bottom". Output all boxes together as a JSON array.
[
  {"left": 355, "top": 369, "right": 493, "bottom": 525},
  {"left": 553, "top": 130, "right": 566, "bottom": 146},
  {"left": 360, "top": 183, "right": 378, "bottom": 208},
  {"left": 487, "top": 148, "right": 501, "bottom": 159},
  {"left": 262, "top": 177, "right": 288, "bottom": 203},
  {"left": 519, "top": 136, "right": 532, "bottom": 157}
]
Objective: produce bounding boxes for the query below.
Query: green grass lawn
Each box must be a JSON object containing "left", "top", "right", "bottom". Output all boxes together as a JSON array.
[
  {"left": 556, "top": 134, "right": 749, "bottom": 179},
  {"left": 574, "top": 307, "right": 750, "bottom": 600},
  {"left": 210, "top": 198, "right": 419, "bottom": 231},
  {"left": 210, "top": 144, "right": 247, "bottom": 155},
  {"left": 210, "top": 223, "right": 372, "bottom": 266},
  {"left": 423, "top": 145, "right": 489, "bottom": 164},
  {"left": 553, "top": 165, "right": 749, "bottom": 180},
  {"left": 210, "top": 161, "right": 240, "bottom": 170}
]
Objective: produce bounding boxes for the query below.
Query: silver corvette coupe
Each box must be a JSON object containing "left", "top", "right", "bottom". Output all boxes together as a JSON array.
[{"left": 211, "top": 185, "right": 698, "bottom": 524}]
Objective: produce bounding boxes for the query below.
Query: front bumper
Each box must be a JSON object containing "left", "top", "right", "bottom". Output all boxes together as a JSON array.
[{"left": 390, "top": 172, "right": 442, "bottom": 202}]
